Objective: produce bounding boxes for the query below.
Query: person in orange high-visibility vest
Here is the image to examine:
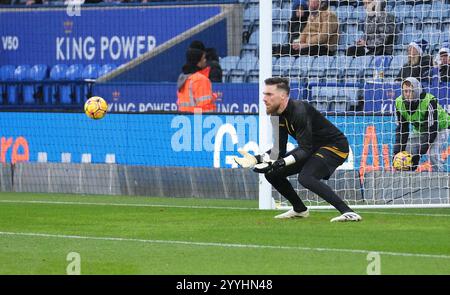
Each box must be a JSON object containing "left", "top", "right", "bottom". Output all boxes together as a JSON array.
[{"left": 177, "top": 48, "right": 217, "bottom": 113}]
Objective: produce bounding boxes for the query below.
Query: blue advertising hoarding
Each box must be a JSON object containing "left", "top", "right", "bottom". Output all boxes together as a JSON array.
[
  {"left": 1, "top": 112, "right": 448, "bottom": 171},
  {"left": 94, "top": 83, "right": 260, "bottom": 113},
  {"left": 0, "top": 6, "right": 225, "bottom": 66}
]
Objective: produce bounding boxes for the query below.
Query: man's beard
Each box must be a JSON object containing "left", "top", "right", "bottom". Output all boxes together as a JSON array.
[{"left": 266, "top": 106, "right": 278, "bottom": 115}]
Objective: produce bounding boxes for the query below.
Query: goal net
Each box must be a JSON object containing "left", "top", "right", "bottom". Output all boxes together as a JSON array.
[{"left": 260, "top": 0, "right": 450, "bottom": 209}]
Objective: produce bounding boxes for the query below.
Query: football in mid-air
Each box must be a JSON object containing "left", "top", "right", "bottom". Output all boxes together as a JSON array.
[
  {"left": 84, "top": 96, "right": 108, "bottom": 119},
  {"left": 393, "top": 151, "right": 412, "bottom": 171}
]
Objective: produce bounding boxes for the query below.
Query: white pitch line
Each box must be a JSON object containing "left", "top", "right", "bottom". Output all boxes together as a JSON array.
[
  {"left": 0, "top": 231, "right": 449, "bottom": 260},
  {"left": 0, "top": 199, "right": 450, "bottom": 217},
  {"left": 0, "top": 199, "right": 257, "bottom": 211}
]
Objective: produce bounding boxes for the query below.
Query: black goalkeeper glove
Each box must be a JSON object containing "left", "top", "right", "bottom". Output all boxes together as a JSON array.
[{"left": 253, "top": 158, "right": 286, "bottom": 174}]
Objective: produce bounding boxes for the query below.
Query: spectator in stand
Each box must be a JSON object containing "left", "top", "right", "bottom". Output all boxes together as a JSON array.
[
  {"left": 176, "top": 48, "right": 217, "bottom": 113},
  {"left": 437, "top": 46, "right": 450, "bottom": 83},
  {"left": 189, "top": 40, "right": 223, "bottom": 83},
  {"left": 346, "top": 0, "right": 396, "bottom": 56},
  {"left": 288, "top": 0, "right": 310, "bottom": 45},
  {"left": 396, "top": 39, "right": 434, "bottom": 83},
  {"left": 273, "top": 0, "right": 338, "bottom": 56}
]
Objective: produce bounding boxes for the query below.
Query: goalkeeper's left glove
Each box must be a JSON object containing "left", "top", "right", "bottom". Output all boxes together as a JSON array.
[
  {"left": 253, "top": 155, "right": 296, "bottom": 174},
  {"left": 253, "top": 158, "right": 285, "bottom": 174}
]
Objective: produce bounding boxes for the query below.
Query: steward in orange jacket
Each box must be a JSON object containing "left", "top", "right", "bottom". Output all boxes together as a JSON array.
[{"left": 177, "top": 48, "right": 217, "bottom": 113}]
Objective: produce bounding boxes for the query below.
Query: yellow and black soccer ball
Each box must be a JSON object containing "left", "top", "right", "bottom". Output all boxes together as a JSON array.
[
  {"left": 84, "top": 96, "right": 108, "bottom": 119},
  {"left": 393, "top": 151, "right": 412, "bottom": 171}
]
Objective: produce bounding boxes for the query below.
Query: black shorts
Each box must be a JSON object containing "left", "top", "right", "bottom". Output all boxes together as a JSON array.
[
  {"left": 268, "top": 141, "right": 349, "bottom": 181},
  {"left": 311, "top": 144, "right": 349, "bottom": 180}
]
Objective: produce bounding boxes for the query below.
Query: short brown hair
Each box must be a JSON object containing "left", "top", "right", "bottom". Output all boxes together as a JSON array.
[{"left": 264, "top": 77, "right": 290, "bottom": 94}]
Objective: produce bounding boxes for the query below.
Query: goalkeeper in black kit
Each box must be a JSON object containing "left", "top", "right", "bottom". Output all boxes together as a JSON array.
[{"left": 234, "top": 77, "right": 362, "bottom": 222}]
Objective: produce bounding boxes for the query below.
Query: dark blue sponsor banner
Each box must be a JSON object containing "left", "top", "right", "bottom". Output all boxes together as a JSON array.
[
  {"left": 0, "top": 6, "right": 221, "bottom": 66},
  {"left": 93, "top": 83, "right": 260, "bottom": 113}
]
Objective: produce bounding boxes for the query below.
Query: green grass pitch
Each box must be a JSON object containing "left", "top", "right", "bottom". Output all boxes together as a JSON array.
[{"left": 0, "top": 192, "right": 449, "bottom": 274}]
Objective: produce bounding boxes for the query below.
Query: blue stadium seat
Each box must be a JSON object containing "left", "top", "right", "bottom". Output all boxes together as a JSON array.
[
  {"left": 363, "top": 55, "right": 392, "bottom": 79},
  {"left": 23, "top": 64, "right": 48, "bottom": 104},
  {"left": 271, "top": 0, "right": 280, "bottom": 9},
  {"left": 423, "top": 32, "right": 441, "bottom": 48},
  {"left": 407, "top": 4, "right": 431, "bottom": 22},
  {"left": 357, "top": 56, "right": 375, "bottom": 77},
  {"left": 336, "top": 5, "right": 355, "bottom": 22},
  {"left": 442, "top": 4, "right": 450, "bottom": 21},
  {"left": 66, "top": 64, "right": 83, "bottom": 80},
  {"left": 402, "top": 25, "right": 422, "bottom": 45},
  {"left": 50, "top": 64, "right": 67, "bottom": 80},
  {"left": 427, "top": 2, "right": 444, "bottom": 22},
  {"left": 343, "top": 57, "right": 363, "bottom": 78},
  {"left": 82, "top": 64, "right": 100, "bottom": 99},
  {"left": 309, "top": 56, "right": 335, "bottom": 78},
  {"left": 386, "top": 55, "right": 407, "bottom": 78},
  {"left": 273, "top": 56, "right": 295, "bottom": 76},
  {"left": 0, "top": 65, "right": 16, "bottom": 104},
  {"left": 246, "top": 69, "right": 259, "bottom": 83},
  {"left": 327, "top": 57, "right": 340, "bottom": 78},
  {"left": 279, "top": 8, "right": 291, "bottom": 21},
  {"left": 0, "top": 65, "right": 15, "bottom": 81},
  {"left": 309, "top": 87, "right": 329, "bottom": 112},
  {"left": 48, "top": 64, "right": 68, "bottom": 104},
  {"left": 394, "top": 4, "right": 412, "bottom": 22},
  {"left": 292, "top": 56, "right": 316, "bottom": 76},
  {"left": 338, "top": 87, "right": 359, "bottom": 109},
  {"left": 8, "top": 65, "right": 30, "bottom": 104},
  {"left": 82, "top": 64, "right": 100, "bottom": 80},
  {"left": 339, "top": 25, "right": 360, "bottom": 46},
  {"left": 222, "top": 69, "right": 229, "bottom": 83},
  {"left": 272, "top": 31, "right": 287, "bottom": 44},
  {"left": 98, "top": 64, "right": 117, "bottom": 78},
  {"left": 59, "top": 64, "right": 83, "bottom": 104},
  {"left": 220, "top": 56, "right": 240, "bottom": 71},
  {"left": 272, "top": 21, "right": 287, "bottom": 35},
  {"left": 236, "top": 55, "right": 258, "bottom": 72},
  {"left": 354, "top": 6, "right": 366, "bottom": 23},
  {"left": 272, "top": 8, "right": 280, "bottom": 20},
  {"left": 14, "top": 65, "right": 29, "bottom": 80},
  {"left": 243, "top": 6, "right": 259, "bottom": 22},
  {"left": 326, "top": 87, "right": 349, "bottom": 112},
  {"left": 248, "top": 30, "right": 259, "bottom": 45},
  {"left": 229, "top": 69, "right": 246, "bottom": 83},
  {"left": 240, "top": 44, "right": 258, "bottom": 57}
]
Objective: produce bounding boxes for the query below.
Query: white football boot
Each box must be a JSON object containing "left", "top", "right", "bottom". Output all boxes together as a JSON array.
[
  {"left": 274, "top": 208, "right": 309, "bottom": 219},
  {"left": 330, "top": 212, "right": 362, "bottom": 222}
]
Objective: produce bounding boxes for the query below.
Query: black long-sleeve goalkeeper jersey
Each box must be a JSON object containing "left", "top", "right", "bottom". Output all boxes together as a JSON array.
[{"left": 269, "top": 99, "right": 348, "bottom": 162}]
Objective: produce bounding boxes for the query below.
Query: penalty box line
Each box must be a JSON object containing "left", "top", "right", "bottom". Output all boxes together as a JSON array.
[{"left": 0, "top": 231, "right": 450, "bottom": 260}]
